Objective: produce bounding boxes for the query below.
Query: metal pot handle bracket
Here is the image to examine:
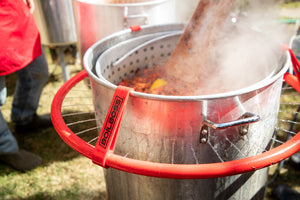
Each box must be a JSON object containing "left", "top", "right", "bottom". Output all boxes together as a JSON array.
[
  {"left": 199, "top": 96, "right": 260, "bottom": 143},
  {"left": 92, "top": 86, "right": 133, "bottom": 168},
  {"left": 123, "top": 6, "right": 149, "bottom": 28}
]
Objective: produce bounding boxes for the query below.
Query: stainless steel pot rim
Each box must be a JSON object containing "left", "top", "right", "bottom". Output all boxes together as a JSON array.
[
  {"left": 87, "top": 53, "right": 290, "bottom": 101},
  {"left": 84, "top": 23, "right": 291, "bottom": 101},
  {"left": 73, "top": 0, "right": 167, "bottom": 6}
]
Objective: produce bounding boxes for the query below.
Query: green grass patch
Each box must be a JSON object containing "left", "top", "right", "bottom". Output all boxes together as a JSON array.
[{"left": 281, "top": 1, "right": 300, "bottom": 8}]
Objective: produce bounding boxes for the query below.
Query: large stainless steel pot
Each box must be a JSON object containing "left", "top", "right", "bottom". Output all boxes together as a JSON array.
[
  {"left": 33, "top": 0, "right": 77, "bottom": 45},
  {"left": 84, "top": 23, "right": 290, "bottom": 200},
  {"left": 72, "top": 0, "right": 175, "bottom": 61}
]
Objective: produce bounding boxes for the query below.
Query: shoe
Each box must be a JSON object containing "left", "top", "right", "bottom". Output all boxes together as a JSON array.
[
  {"left": 15, "top": 113, "right": 52, "bottom": 133},
  {"left": 0, "top": 149, "right": 42, "bottom": 171},
  {"left": 273, "top": 185, "right": 300, "bottom": 200},
  {"left": 288, "top": 151, "right": 300, "bottom": 170}
]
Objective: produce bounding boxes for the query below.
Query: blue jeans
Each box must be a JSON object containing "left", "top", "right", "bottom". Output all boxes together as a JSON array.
[{"left": 0, "top": 52, "right": 49, "bottom": 154}]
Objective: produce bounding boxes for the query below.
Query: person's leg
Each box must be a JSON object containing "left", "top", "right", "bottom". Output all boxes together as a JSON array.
[
  {"left": 11, "top": 51, "right": 49, "bottom": 124},
  {"left": 11, "top": 51, "right": 52, "bottom": 133},
  {"left": 0, "top": 76, "right": 42, "bottom": 171},
  {"left": 0, "top": 76, "right": 18, "bottom": 154},
  {"left": 0, "top": 112, "right": 19, "bottom": 154}
]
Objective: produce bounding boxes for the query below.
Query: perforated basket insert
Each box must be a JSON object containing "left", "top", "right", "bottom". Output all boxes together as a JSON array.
[{"left": 96, "top": 33, "right": 181, "bottom": 85}]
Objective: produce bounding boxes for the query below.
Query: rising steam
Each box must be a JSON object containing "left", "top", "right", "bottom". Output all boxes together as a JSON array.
[{"left": 193, "top": 0, "right": 289, "bottom": 94}]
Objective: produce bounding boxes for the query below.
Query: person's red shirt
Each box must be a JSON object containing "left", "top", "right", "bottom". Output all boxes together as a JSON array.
[{"left": 0, "top": 0, "right": 42, "bottom": 76}]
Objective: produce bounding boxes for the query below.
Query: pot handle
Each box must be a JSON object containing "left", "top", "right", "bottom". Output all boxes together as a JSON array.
[
  {"left": 123, "top": 6, "right": 148, "bottom": 28},
  {"left": 92, "top": 86, "right": 133, "bottom": 168},
  {"left": 200, "top": 97, "right": 260, "bottom": 143}
]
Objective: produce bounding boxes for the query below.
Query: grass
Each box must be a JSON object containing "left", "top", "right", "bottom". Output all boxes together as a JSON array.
[
  {"left": 0, "top": 157, "right": 106, "bottom": 200},
  {"left": 281, "top": 1, "right": 300, "bottom": 8}
]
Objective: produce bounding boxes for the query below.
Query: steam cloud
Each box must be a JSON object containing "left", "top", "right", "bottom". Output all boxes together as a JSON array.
[{"left": 194, "top": 0, "right": 289, "bottom": 94}]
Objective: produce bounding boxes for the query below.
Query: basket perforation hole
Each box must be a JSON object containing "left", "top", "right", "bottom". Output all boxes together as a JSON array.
[
  {"left": 161, "top": 53, "right": 165, "bottom": 57},
  {"left": 136, "top": 59, "right": 140, "bottom": 63},
  {"left": 143, "top": 48, "right": 147, "bottom": 52},
  {"left": 135, "top": 50, "right": 139, "bottom": 54},
  {"left": 118, "top": 67, "right": 121, "bottom": 71},
  {"left": 144, "top": 56, "right": 148, "bottom": 61},
  {"left": 123, "top": 64, "right": 126, "bottom": 68},
  {"left": 130, "top": 61, "right": 133, "bottom": 65},
  {"left": 160, "top": 45, "right": 164, "bottom": 49},
  {"left": 150, "top": 46, "right": 154, "bottom": 51},
  {"left": 130, "top": 69, "right": 134, "bottom": 74}
]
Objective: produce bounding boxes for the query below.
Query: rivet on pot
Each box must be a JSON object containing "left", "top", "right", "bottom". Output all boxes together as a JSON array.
[
  {"left": 199, "top": 125, "right": 209, "bottom": 144},
  {"left": 239, "top": 125, "right": 249, "bottom": 136}
]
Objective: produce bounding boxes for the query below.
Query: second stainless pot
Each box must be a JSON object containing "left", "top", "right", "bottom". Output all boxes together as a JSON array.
[{"left": 73, "top": 0, "right": 175, "bottom": 60}]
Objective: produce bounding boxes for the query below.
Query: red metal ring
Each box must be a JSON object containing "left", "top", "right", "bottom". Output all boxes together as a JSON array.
[{"left": 51, "top": 70, "right": 300, "bottom": 179}]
